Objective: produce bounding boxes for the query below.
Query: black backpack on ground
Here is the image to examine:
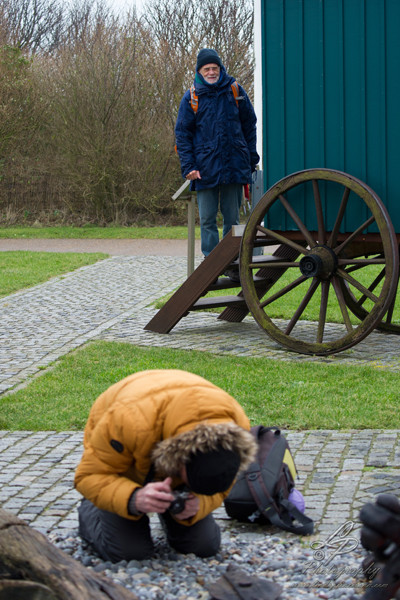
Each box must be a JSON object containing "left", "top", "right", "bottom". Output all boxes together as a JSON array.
[{"left": 224, "top": 425, "right": 314, "bottom": 535}]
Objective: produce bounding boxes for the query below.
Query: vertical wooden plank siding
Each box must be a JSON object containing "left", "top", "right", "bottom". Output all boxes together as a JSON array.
[
  {"left": 261, "top": 0, "right": 400, "bottom": 232},
  {"left": 385, "top": 0, "right": 400, "bottom": 226},
  {"left": 323, "top": 0, "right": 345, "bottom": 227}
]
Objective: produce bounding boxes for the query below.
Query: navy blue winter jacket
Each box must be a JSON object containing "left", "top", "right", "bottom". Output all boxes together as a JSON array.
[{"left": 175, "top": 67, "right": 259, "bottom": 190}]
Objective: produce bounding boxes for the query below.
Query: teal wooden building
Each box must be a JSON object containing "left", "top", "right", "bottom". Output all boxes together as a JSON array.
[{"left": 254, "top": 0, "right": 400, "bottom": 231}]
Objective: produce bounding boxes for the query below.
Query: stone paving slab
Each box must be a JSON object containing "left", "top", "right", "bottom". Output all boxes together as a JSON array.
[{"left": 1, "top": 253, "right": 400, "bottom": 544}]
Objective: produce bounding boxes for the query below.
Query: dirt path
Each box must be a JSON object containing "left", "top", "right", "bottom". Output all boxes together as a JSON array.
[{"left": 0, "top": 238, "right": 202, "bottom": 256}]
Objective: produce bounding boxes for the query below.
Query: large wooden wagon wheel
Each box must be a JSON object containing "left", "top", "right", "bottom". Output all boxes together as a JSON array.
[{"left": 240, "top": 169, "right": 399, "bottom": 355}]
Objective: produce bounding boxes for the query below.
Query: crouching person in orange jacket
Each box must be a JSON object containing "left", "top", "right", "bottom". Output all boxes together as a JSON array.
[{"left": 74, "top": 369, "right": 257, "bottom": 562}]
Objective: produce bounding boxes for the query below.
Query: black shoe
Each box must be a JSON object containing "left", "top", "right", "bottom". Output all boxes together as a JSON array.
[{"left": 224, "top": 269, "right": 240, "bottom": 283}]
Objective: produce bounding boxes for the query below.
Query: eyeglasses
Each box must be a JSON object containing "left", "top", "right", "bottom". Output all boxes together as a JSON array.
[{"left": 201, "top": 66, "right": 220, "bottom": 73}]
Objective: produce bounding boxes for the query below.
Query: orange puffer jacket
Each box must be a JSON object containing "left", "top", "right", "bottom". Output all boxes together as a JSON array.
[{"left": 74, "top": 369, "right": 255, "bottom": 525}]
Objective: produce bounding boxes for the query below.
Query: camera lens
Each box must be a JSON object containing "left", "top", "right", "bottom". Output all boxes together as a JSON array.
[{"left": 169, "top": 496, "right": 185, "bottom": 514}]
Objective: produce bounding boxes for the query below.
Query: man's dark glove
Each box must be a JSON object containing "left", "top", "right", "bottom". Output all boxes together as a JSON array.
[
  {"left": 360, "top": 494, "right": 400, "bottom": 559},
  {"left": 359, "top": 494, "right": 400, "bottom": 600}
]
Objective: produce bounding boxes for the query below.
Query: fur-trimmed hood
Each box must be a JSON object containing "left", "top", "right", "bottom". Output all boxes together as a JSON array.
[{"left": 152, "top": 421, "right": 257, "bottom": 478}]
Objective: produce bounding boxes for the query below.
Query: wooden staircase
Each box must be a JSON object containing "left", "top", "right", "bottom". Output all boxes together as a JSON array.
[{"left": 144, "top": 227, "right": 298, "bottom": 334}]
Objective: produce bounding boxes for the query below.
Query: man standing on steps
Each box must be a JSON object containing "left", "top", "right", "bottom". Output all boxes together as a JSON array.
[{"left": 175, "top": 48, "right": 259, "bottom": 280}]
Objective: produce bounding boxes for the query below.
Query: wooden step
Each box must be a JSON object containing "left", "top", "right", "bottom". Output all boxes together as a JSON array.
[
  {"left": 206, "top": 274, "right": 273, "bottom": 294},
  {"left": 192, "top": 295, "right": 247, "bottom": 310},
  {"left": 144, "top": 228, "right": 301, "bottom": 334},
  {"left": 207, "top": 277, "right": 241, "bottom": 291},
  {"left": 226, "top": 254, "right": 282, "bottom": 268}
]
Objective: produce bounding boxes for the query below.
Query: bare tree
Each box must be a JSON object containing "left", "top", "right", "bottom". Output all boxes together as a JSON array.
[
  {"left": 143, "top": 0, "right": 254, "bottom": 96},
  {"left": 61, "top": 0, "right": 117, "bottom": 51},
  {"left": 197, "top": 0, "right": 254, "bottom": 91},
  {"left": 0, "top": 0, "right": 64, "bottom": 52}
]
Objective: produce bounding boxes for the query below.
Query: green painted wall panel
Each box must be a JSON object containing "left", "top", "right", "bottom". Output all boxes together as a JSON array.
[{"left": 261, "top": 0, "right": 400, "bottom": 231}]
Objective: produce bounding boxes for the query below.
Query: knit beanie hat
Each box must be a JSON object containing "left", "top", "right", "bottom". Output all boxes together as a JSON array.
[
  {"left": 196, "top": 48, "right": 223, "bottom": 71},
  {"left": 185, "top": 445, "right": 241, "bottom": 495}
]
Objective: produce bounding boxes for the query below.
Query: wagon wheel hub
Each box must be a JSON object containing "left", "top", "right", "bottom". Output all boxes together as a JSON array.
[{"left": 299, "top": 245, "right": 338, "bottom": 279}]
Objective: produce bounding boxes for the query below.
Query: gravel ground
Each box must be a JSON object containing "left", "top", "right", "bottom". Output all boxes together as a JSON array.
[{"left": 48, "top": 524, "right": 371, "bottom": 600}]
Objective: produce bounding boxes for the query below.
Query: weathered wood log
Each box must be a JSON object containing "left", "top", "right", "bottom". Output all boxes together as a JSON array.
[
  {"left": 0, "top": 580, "right": 57, "bottom": 600},
  {"left": 0, "top": 508, "right": 138, "bottom": 600}
]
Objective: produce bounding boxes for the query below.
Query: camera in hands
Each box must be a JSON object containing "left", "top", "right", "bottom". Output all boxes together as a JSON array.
[{"left": 169, "top": 487, "right": 191, "bottom": 515}]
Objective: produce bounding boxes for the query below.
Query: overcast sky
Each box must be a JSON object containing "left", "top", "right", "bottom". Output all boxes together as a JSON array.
[{"left": 108, "top": 0, "right": 144, "bottom": 15}]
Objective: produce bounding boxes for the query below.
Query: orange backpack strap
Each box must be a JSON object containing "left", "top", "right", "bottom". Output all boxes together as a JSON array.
[
  {"left": 190, "top": 84, "right": 199, "bottom": 113},
  {"left": 231, "top": 81, "right": 240, "bottom": 107}
]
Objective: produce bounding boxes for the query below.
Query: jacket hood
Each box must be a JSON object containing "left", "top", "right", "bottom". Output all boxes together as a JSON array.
[
  {"left": 151, "top": 422, "right": 257, "bottom": 478},
  {"left": 194, "top": 66, "right": 234, "bottom": 94}
]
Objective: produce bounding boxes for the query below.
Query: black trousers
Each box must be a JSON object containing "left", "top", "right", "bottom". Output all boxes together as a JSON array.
[{"left": 78, "top": 498, "right": 221, "bottom": 562}]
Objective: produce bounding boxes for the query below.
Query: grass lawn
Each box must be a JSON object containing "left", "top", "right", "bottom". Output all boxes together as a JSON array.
[
  {"left": 0, "top": 225, "right": 202, "bottom": 239},
  {"left": 1, "top": 341, "right": 399, "bottom": 432},
  {"left": 0, "top": 251, "right": 108, "bottom": 298}
]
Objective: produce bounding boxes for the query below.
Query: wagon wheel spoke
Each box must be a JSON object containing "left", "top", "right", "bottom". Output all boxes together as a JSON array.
[
  {"left": 345, "top": 267, "right": 386, "bottom": 308},
  {"left": 327, "top": 187, "right": 350, "bottom": 248},
  {"left": 312, "top": 180, "right": 326, "bottom": 244},
  {"left": 317, "top": 281, "right": 330, "bottom": 343},
  {"left": 285, "top": 278, "right": 319, "bottom": 335},
  {"left": 384, "top": 282, "right": 399, "bottom": 324},
  {"left": 278, "top": 194, "right": 316, "bottom": 248},
  {"left": 339, "top": 246, "right": 400, "bottom": 333},
  {"left": 340, "top": 264, "right": 400, "bottom": 329},
  {"left": 337, "top": 252, "right": 387, "bottom": 310},
  {"left": 334, "top": 215, "right": 376, "bottom": 255},
  {"left": 337, "top": 267, "right": 379, "bottom": 303},
  {"left": 249, "top": 261, "right": 300, "bottom": 269},
  {"left": 338, "top": 259, "right": 386, "bottom": 307},
  {"left": 259, "top": 275, "right": 307, "bottom": 309},
  {"left": 331, "top": 276, "right": 353, "bottom": 332},
  {"left": 256, "top": 224, "right": 309, "bottom": 255},
  {"left": 338, "top": 258, "right": 386, "bottom": 267}
]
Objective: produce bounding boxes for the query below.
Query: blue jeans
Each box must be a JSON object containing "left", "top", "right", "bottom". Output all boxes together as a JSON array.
[{"left": 197, "top": 183, "right": 242, "bottom": 256}]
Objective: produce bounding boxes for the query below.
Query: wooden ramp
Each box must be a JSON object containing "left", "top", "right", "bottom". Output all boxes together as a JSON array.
[{"left": 144, "top": 227, "right": 298, "bottom": 334}]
